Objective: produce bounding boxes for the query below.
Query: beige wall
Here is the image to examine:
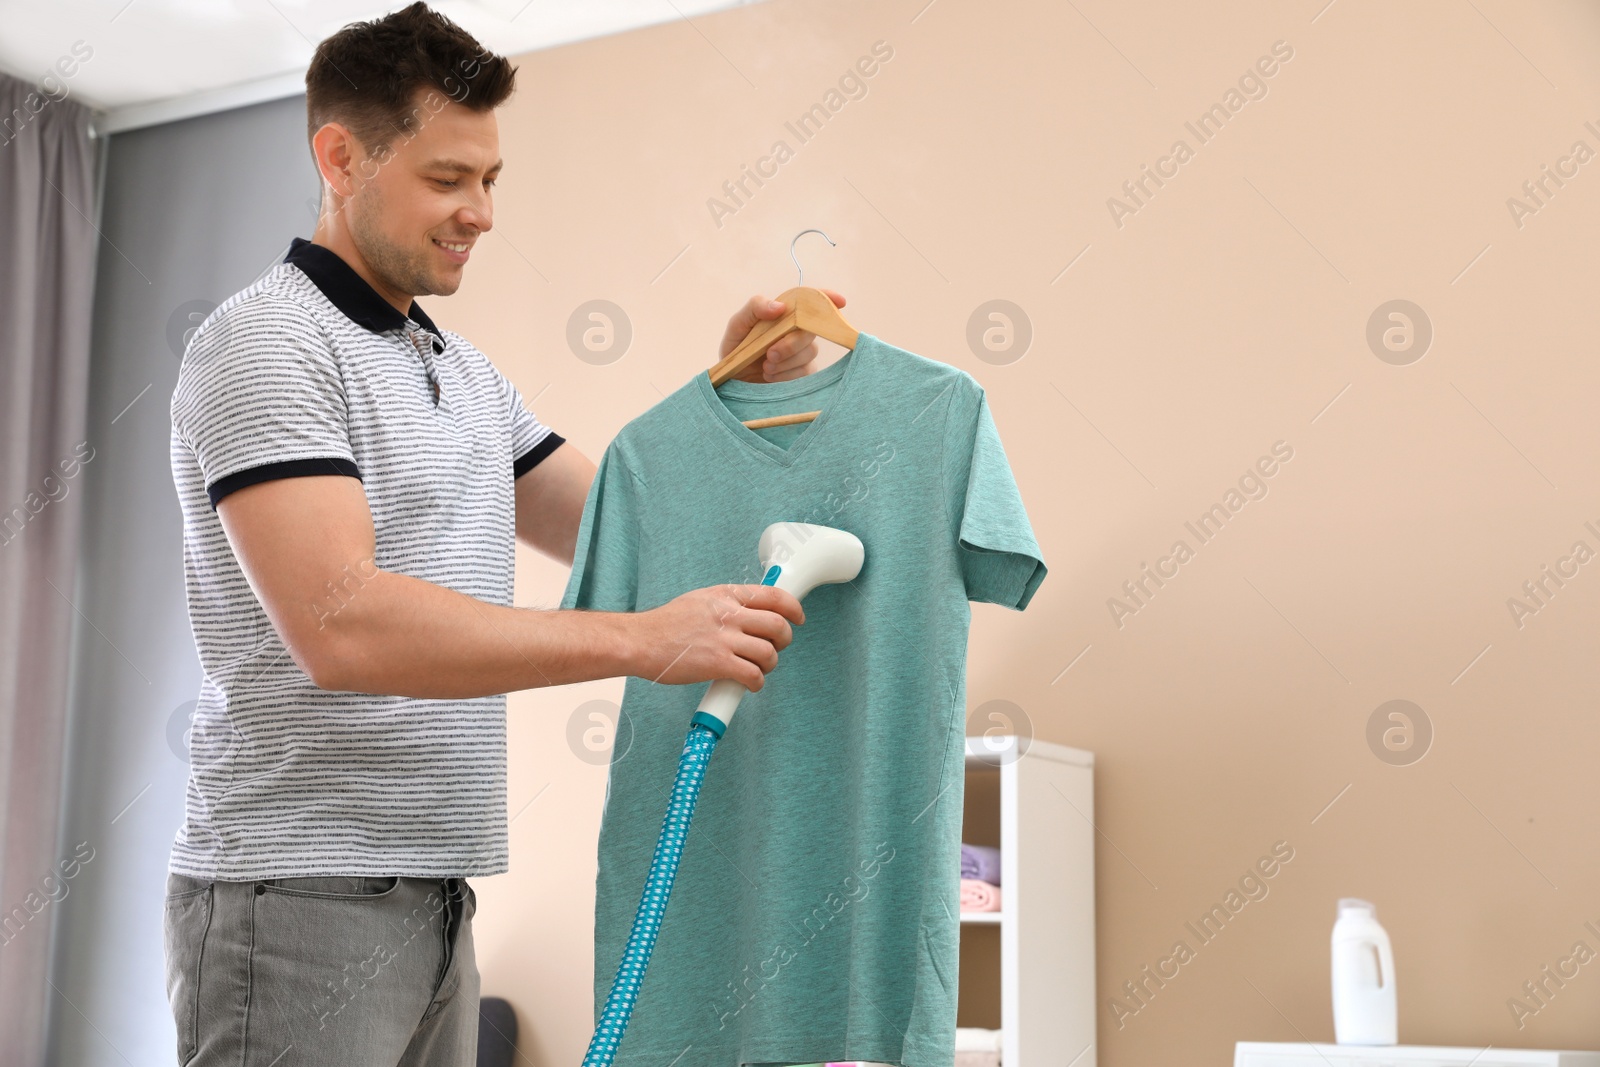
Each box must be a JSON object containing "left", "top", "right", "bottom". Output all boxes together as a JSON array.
[{"left": 433, "top": 1, "right": 1600, "bottom": 1063}]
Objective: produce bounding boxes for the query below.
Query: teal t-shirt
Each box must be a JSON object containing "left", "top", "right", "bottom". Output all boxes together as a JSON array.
[{"left": 561, "top": 332, "right": 1046, "bottom": 1067}]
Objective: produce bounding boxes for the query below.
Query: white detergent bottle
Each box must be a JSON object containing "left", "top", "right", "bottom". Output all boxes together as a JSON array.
[{"left": 1331, "top": 898, "right": 1397, "bottom": 1045}]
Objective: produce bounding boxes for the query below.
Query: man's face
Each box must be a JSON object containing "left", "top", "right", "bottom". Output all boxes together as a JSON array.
[{"left": 346, "top": 91, "right": 501, "bottom": 300}]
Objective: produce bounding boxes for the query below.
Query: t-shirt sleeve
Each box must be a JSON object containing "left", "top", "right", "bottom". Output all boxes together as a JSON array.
[
  {"left": 944, "top": 381, "right": 1047, "bottom": 609},
  {"left": 559, "top": 443, "right": 641, "bottom": 613},
  {"left": 170, "top": 295, "right": 359, "bottom": 509},
  {"left": 498, "top": 366, "right": 565, "bottom": 479}
]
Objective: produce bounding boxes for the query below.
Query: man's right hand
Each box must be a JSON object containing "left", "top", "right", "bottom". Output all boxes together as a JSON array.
[{"left": 632, "top": 584, "right": 806, "bottom": 691}]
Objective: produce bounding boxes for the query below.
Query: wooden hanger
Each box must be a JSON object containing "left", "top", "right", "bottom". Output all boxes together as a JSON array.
[{"left": 707, "top": 229, "right": 859, "bottom": 429}]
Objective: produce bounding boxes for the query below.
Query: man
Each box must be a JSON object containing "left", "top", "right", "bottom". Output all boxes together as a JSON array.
[{"left": 162, "top": 4, "right": 847, "bottom": 1064}]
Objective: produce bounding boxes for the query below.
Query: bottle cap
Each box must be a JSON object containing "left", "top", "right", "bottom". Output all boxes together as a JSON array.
[{"left": 1337, "top": 897, "right": 1375, "bottom": 915}]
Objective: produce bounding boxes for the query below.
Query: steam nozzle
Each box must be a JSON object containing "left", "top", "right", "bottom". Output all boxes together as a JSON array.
[{"left": 693, "top": 522, "right": 864, "bottom": 733}]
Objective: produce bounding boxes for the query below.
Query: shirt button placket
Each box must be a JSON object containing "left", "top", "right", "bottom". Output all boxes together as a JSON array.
[{"left": 407, "top": 327, "right": 441, "bottom": 406}]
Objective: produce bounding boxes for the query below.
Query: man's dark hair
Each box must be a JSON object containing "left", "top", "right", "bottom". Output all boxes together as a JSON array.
[{"left": 305, "top": 2, "right": 517, "bottom": 161}]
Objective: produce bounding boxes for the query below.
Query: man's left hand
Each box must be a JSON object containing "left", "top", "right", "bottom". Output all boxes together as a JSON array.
[{"left": 718, "top": 291, "right": 848, "bottom": 383}]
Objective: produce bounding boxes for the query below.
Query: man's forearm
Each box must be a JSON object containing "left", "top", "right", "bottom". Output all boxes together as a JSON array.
[{"left": 304, "top": 568, "right": 641, "bottom": 698}]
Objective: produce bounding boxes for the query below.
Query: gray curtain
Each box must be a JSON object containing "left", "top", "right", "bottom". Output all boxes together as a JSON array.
[
  {"left": 45, "top": 91, "right": 316, "bottom": 1066},
  {"left": 0, "top": 70, "right": 101, "bottom": 1065}
]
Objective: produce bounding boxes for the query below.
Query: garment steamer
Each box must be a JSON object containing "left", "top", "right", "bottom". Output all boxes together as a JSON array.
[{"left": 581, "top": 521, "right": 865, "bottom": 1067}]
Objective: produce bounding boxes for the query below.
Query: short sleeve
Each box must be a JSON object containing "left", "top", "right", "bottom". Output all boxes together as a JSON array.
[
  {"left": 559, "top": 443, "right": 641, "bottom": 613},
  {"left": 499, "top": 367, "right": 565, "bottom": 478},
  {"left": 944, "top": 382, "right": 1047, "bottom": 609},
  {"left": 170, "top": 295, "right": 358, "bottom": 509}
]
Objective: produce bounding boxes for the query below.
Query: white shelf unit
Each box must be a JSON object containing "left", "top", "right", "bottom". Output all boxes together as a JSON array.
[{"left": 960, "top": 734, "right": 1096, "bottom": 1067}]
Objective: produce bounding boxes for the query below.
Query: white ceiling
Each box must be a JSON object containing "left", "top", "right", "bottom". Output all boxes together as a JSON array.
[{"left": 0, "top": 0, "right": 764, "bottom": 135}]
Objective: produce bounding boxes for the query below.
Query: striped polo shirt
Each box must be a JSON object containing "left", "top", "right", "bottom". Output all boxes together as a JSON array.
[{"left": 167, "top": 235, "right": 564, "bottom": 880}]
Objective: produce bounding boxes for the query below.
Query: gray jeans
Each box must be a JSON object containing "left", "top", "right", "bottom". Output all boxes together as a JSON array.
[{"left": 162, "top": 871, "right": 480, "bottom": 1066}]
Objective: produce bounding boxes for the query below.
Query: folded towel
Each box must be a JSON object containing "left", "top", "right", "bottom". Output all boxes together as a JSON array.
[
  {"left": 959, "top": 878, "right": 1001, "bottom": 912},
  {"left": 955, "top": 1027, "right": 1002, "bottom": 1052},
  {"left": 960, "top": 843, "right": 1001, "bottom": 885},
  {"left": 954, "top": 1052, "right": 1000, "bottom": 1067}
]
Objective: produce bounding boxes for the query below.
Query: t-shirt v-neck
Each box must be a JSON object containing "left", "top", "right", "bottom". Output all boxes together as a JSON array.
[{"left": 694, "top": 333, "right": 865, "bottom": 464}]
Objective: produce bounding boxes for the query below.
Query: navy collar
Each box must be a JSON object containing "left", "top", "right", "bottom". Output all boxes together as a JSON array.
[{"left": 283, "top": 236, "right": 442, "bottom": 339}]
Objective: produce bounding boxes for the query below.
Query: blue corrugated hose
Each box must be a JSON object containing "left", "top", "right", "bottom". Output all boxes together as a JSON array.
[{"left": 581, "top": 716, "right": 723, "bottom": 1066}]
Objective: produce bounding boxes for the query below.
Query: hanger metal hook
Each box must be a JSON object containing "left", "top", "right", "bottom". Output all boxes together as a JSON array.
[{"left": 790, "top": 228, "right": 836, "bottom": 287}]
